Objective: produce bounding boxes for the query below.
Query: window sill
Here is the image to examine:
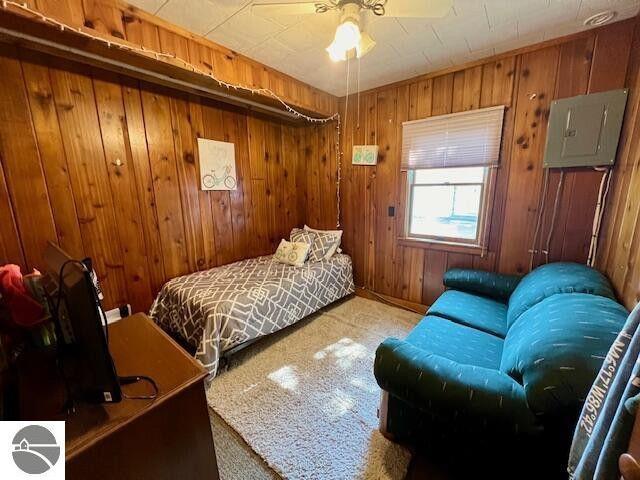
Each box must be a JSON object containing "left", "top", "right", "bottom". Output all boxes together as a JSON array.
[{"left": 398, "top": 237, "right": 486, "bottom": 256}]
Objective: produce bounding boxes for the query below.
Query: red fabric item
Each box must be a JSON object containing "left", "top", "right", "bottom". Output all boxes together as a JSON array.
[{"left": 0, "top": 264, "right": 45, "bottom": 328}]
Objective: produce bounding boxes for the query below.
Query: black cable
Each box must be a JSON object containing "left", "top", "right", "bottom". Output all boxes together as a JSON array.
[
  {"left": 56, "top": 259, "right": 158, "bottom": 402},
  {"left": 52, "top": 259, "right": 88, "bottom": 416},
  {"left": 118, "top": 375, "right": 159, "bottom": 400},
  {"left": 54, "top": 259, "right": 88, "bottom": 321}
]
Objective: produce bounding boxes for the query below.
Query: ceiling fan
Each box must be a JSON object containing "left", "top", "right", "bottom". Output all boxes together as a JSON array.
[{"left": 252, "top": 0, "right": 453, "bottom": 62}]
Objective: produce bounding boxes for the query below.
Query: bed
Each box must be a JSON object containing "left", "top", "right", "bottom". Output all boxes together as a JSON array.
[{"left": 149, "top": 253, "right": 354, "bottom": 379}]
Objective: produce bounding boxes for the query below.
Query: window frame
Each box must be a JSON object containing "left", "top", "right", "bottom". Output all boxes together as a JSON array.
[{"left": 401, "top": 166, "right": 497, "bottom": 253}]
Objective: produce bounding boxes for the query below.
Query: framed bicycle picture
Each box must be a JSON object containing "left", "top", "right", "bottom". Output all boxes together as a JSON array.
[{"left": 198, "top": 138, "right": 237, "bottom": 191}]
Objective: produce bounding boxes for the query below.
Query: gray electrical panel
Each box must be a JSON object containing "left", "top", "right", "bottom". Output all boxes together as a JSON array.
[{"left": 543, "top": 88, "right": 628, "bottom": 168}]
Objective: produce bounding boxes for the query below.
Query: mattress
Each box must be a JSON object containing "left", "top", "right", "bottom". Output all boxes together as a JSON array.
[{"left": 149, "top": 253, "right": 354, "bottom": 379}]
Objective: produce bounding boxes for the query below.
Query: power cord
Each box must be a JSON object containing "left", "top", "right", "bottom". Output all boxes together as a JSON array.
[{"left": 118, "top": 375, "right": 159, "bottom": 400}]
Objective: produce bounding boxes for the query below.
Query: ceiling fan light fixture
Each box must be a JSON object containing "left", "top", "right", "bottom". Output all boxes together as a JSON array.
[
  {"left": 356, "top": 32, "right": 376, "bottom": 58},
  {"left": 326, "top": 40, "right": 348, "bottom": 62},
  {"left": 326, "top": 19, "right": 362, "bottom": 62}
]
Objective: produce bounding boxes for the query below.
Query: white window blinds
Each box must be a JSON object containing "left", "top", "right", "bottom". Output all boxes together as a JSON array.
[{"left": 401, "top": 105, "right": 505, "bottom": 171}]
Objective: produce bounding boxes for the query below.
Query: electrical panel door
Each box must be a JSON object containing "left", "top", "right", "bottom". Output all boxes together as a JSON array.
[{"left": 543, "top": 89, "right": 628, "bottom": 168}]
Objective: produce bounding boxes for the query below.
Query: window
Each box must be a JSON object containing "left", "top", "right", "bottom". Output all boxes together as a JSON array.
[
  {"left": 407, "top": 167, "right": 488, "bottom": 244},
  {"left": 401, "top": 106, "right": 505, "bottom": 248}
]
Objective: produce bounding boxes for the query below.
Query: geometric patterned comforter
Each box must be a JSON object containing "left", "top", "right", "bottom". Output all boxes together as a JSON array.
[{"left": 149, "top": 254, "right": 354, "bottom": 380}]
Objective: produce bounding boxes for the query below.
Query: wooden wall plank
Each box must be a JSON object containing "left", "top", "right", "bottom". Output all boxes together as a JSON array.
[
  {"left": 139, "top": 84, "right": 189, "bottom": 279},
  {"left": 229, "top": 111, "right": 256, "bottom": 259},
  {"left": 588, "top": 20, "right": 635, "bottom": 94},
  {"left": 200, "top": 103, "right": 234, "bottom": 265},
  {"left": 431, "top": 74, "right": 454, "bottom": 116},
  {"left": 281, "top": 125, "right": 300, "bottom": 232},
  {"left": 169, "top": 94, "right": 209, "bottom": 272},
  {"left": 304, "top": 125, "right": 321, "bottom": 229},
  {"left": 497, "top": 46, "right": 560, "bottom": 274},
  {"left": 539, "top": 35, "right": 595, "bottom": 266},
  {"left": 21, "top": 51, "right": 85, "bottom": 260},
  {"left": 373, "top": 87, "right": 399, "bottom": 295},
  {"left": 49, "top": 59, "right": 128, "bottom": 306},
  {"left": 0, "top": 46, "right": 58, "bottom": 271},
  {"left": 247, "top": 116, "right": 270, "bottom": 255},
  {"left": 123, "top": 14, "right": 160, "bottom": 50},
  {"left": 224, "top": 109, "right": 251, "bottom": 262},
  {"left": 364, "top": 92, "right": 378, "bottom": 291},
  {"left": 461, "top": 65, "right": 483, "bottom": 111},
  {"left": 265, "top": 120, "right": 284, "bottom": 249},
  {"left": 120, "top": 78, "right": 166, "bottom": 293},
  {"left": 599, "top": 22, "right": 640, "bottom": 308},
  {"left": 473, "top": 56, "right": 518, "bottom": 273},
  {"left": 93, "top": 71, "right": 154, "bottom": 312},
  {"left": 316, "top": 122, "right": 336, "bottom": 230},
  {"left": 35, "top": 0, "right": 85, "bottom": 27},
  {"left": 187, "top": 97, "right": 218, "bottom": 269},
  {"left": 0, "top": 158, "right": 25, "bottom": 267},
  {"left": 82, "top": 0, "right": 125, "bottom": 39}
]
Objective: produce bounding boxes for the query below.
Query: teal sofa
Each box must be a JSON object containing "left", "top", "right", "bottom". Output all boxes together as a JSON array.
[{"left": 374, "top": 262, "right": 629, "bottom": 442}]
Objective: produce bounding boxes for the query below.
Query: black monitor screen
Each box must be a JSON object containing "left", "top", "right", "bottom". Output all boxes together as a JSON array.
[{"left": 43, "top": 242, "right": 121, "bottom": 404}]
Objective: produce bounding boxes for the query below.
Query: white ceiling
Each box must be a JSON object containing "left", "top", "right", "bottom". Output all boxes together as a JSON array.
[{"left": 129, "top": 0, "right": 640, "bottom": 96}]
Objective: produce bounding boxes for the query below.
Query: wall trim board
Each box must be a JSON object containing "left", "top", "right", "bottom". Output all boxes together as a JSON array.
[{"left": 354, "top": 288, "right": 429, "bottom": 315}]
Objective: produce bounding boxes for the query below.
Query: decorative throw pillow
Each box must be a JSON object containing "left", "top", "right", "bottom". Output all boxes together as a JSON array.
[
  {"left": 273, "top": 239, "right": 310, "bottom": 267},
  {"left": 303, "top": 225, "right": 343, "bottom": 259},
  {"left": 290, "top": 228, "right": 339, "bottom": 263},
  {"left": 289, "top": 227, "right": 316, "bottom": 247}
]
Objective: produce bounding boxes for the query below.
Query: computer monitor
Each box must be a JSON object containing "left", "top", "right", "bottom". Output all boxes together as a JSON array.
[{"left": 43, "top": 242, "right": 121, "bottom": 404}]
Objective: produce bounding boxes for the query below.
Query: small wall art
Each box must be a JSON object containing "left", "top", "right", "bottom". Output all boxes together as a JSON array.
[
  {"left": 352, "top": 145, "right": 379, "bottom": 165},
  {"left": 198, "top": 138, "right": 237, "bottom": 191}
]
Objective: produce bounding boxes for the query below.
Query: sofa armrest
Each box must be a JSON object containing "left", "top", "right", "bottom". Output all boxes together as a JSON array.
[
  {"left": 374, "top": 338, "right": 538, "bottom": 432},
  {"left": 443, "top": 268, "right": 522, "bottom": 301}
]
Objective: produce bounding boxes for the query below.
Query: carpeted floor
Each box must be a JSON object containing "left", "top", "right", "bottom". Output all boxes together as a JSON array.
[{"left": 207, "top": 296, "right": 421, "bottom": 480}]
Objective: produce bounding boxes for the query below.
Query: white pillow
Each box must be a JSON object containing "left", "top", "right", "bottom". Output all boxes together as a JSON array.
[
  {"left": 303, "top": 225, "right": 343, "bottom": 259},
  {"left": 273, "top": 239, "right": 311, "bottom": 267}
]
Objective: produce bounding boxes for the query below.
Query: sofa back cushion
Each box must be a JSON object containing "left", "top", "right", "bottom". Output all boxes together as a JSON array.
[
  {"left": 506, "top": 262, "right": 615, "bottom": 329},
  {"left": 500, "top": 293, "right": 628, "bottom": 416}
]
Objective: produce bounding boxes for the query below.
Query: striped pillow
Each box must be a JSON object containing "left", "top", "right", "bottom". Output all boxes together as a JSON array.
[{"left": 290, "top": 228, "right": 340, "bottom": 263}]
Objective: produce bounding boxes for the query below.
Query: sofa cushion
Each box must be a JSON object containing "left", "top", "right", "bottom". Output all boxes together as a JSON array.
[
  {"left": 443, "top": 268, "right": 522, "bottom": 302},
  {"left": 428, "top": 290, "right": 508, "bottom": 337},
  {"left": 407, "top": 315, "right": 503, "bottom": 369},
  {"left": 500, "top": 293, "right": 628, "bottom": 415},
  {"left": 507, "top": 262, "right": 616, "bottom": 328}
]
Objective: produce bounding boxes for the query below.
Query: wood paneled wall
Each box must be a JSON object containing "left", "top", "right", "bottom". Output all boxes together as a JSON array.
[
  {"left": 598, "top": 20, "right": 640, "bottom": 310},
  {"left": 337, "top": 20, "right": 637, "bottom": 307},
  {"left": 0, "top": 45, "right": 334, "bottom": 313},
  {"left": 4, "top": 0, "right": 337, "bottom": 116}
]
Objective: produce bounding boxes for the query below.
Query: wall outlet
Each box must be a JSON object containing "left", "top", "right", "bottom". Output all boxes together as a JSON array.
[{"left": 105, "top": 304, "right": 131, "bottom": 324}]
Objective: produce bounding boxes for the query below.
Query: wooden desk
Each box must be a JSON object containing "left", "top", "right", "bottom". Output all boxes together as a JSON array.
[{"left": 21, "top": 313, "right": 219, "bottom": 480}]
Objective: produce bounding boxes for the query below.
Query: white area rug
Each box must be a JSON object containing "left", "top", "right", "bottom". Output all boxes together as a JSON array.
[{"left": 207, "top": 296, "right": 421, "bottom": 480}]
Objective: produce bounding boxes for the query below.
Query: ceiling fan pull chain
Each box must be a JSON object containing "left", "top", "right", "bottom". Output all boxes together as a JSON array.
[{"left": 357, "top": 56, "right": 361, "bottom": 130}]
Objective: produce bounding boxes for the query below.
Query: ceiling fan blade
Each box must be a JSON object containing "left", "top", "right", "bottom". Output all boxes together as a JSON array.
[
  {"left": 383, "top": 0, "right": 452, "bottom": 18},
  {"left": 251, "top": 2, "right": 323, "bottom": 16}
]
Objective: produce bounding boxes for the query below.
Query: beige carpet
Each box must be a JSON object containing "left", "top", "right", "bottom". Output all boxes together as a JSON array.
[{"left": 206, "top": 296, "right": 421, "bottom": 480}]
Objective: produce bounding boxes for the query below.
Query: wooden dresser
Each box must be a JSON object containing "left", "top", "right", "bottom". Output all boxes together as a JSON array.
[{"left": 20, "top": 313, "right": 219, "bottom": 480}]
